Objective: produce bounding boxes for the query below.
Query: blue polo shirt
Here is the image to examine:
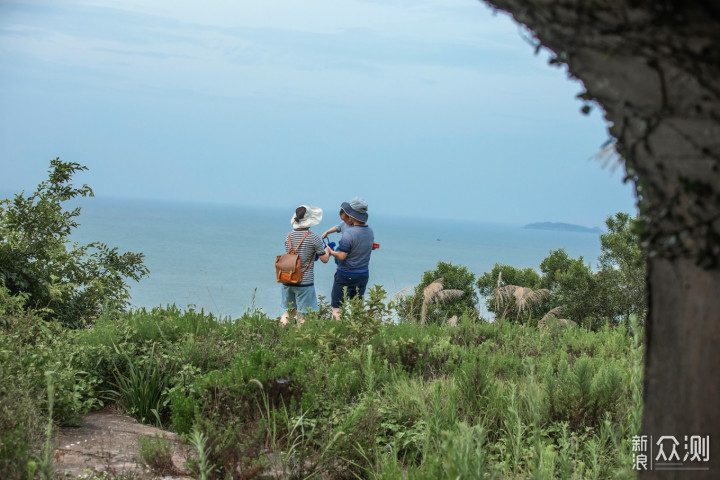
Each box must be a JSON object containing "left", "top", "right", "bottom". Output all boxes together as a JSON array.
[{"left": 337, "top": 225, "right": 374, "bottom": 276}]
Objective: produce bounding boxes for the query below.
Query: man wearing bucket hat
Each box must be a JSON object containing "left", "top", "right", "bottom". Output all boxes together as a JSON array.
[
  {"left": 325, "top": 197, "right": 374, "bottom": 321},
  {"left": 280, "top": 205, "right": 330, "bottom": 326}
]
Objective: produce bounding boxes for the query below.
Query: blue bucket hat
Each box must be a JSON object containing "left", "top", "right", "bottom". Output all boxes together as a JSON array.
[{"left": 341, "top": 196, "right": 368, "bottom": 223}]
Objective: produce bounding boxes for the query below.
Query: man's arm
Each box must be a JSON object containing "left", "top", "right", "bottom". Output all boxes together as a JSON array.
[
  {"left": 322, "top": 226, "right": 339, "bottom": 239},
  {"left": 327, "top": 246, "right": 348, "bottom": 261},
  {"left": 332, "top": 234, "right": 352, "bottom": 261}
]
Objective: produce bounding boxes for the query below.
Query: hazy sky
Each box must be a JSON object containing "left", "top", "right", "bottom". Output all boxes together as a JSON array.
[{"left": 0, "top": 0, "right": 637, "bottom": 227}]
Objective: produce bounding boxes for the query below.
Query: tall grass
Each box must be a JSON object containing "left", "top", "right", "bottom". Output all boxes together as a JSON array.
[
  {"left": 110, "top": 343, "right": 167, "bottom": 426},
  {"left": 3, "top": 298, "right": 642, "bottom": 479}
]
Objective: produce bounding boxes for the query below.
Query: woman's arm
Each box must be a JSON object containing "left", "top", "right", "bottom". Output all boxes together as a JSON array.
[
  {"left": 319, "top": 250, "right": 331, "bottom": 263},
  {"left": 327, "top": 247, "right": 348, "bottom": 261}
]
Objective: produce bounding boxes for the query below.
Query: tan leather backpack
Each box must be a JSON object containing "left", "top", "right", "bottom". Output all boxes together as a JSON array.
[{"left": 275, "top": 232, "right": 312, "bottom": 284}]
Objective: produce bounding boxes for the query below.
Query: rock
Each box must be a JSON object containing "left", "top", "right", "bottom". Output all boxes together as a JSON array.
[{"left": 53, "top": 405, "right": 192, "bottom": 479}]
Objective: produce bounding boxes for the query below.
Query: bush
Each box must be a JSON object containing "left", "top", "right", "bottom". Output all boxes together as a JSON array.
[
  {"left": 455, "top": 349, "right": 497, "bottom": 420},
  {"left": 318, "top": 399, "right": 381, "bottom": 478},
  {"left": 3, "top": 283, "right": 639, "bottom": 479},
  {"left": 110, "top": 343, "right": 169, "bottom": 426},
  {"left": 476, "top": 263, "right": 543, "bottom": 314},
  {"left": 1, "top": 285, "right": 102, "bottom": 426},
  {"left": 138, "top": 434, "right": 182, "bottom": 476},
  {"left": 401, "top": 423, "right": 493, "bottom": 480},
  {"left": 186, "top": 415, "right": 265, "bottom": 480},
  {"left": 543, "top": 355, "right": 625, "bottom": 431},
  {"left": 473, "top": 214, "right": 646, "bottom": 328},
  {"left": 0, "top": 158, "right": 148, "bottom": 327},
  {"left": 541, "top": 250, "right": 597, "bottom": 324},
  {"left": 399, "top": 262, "right": 477, "bottom": 325},
  {"left": 0, "top": 371, "right": 45, "bottom": 480}
]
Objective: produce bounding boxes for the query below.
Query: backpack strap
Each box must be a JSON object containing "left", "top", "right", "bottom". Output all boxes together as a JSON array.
[
  {"left": 295, "top": 231, "right": 311, "bottom": 252},
  {"left": 293, "top": 231, "right": 313, "bottom": 277},
  {"left": 287, "top": 231, "right": 311, "bottom": 254},
  {"left": 300, "top": 254, "right": 314, "bottom": 276}
]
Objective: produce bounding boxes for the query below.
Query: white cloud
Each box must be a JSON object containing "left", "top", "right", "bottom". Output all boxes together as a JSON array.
[
  {"left": 0, "top": 0, "right": 547, "bottom": 107},
  {"left": 67, "top": 0, "right": 519, "bottom": 44}
]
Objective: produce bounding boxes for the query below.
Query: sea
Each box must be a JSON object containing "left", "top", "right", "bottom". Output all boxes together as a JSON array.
[{"left": 69, "top": 198, "right": 603, "bottom": 319}]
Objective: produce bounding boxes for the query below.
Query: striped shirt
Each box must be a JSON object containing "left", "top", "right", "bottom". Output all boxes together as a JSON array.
[{"left": 283, "top": 229, "right": 325, "bottom": 286}]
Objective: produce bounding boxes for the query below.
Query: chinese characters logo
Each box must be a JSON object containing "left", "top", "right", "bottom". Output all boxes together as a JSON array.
[{"left": 632, "top": 435, "right": 710, "bottom": 471}]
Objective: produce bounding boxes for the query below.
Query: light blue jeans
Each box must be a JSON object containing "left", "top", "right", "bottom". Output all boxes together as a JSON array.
[{"left": 281, "top": 284, "right": 319, "bottom": 312}]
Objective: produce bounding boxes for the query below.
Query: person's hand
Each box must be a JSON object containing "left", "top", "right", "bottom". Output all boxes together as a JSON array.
[
  {"left": 325, "top": 245, "right": 332, "bottom": 254},
  {"left": 321, "top": 231, "right": 328, "bottom": 239}
]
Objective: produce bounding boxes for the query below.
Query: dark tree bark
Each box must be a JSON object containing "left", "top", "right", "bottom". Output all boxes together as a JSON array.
[{"left": 482, "top": 1, "right": 720, "bottom": 477}]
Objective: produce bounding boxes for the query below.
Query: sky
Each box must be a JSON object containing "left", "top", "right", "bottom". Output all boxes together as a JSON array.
[{"left": 0, "top": 0, "right": 637, "bottom": 227}]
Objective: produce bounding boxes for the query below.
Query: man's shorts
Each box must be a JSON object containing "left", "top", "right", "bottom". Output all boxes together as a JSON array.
[
  {"left": 331, "top": 273, "right": 369, "bottom": 308},
  {"left": 281, "top": 284, "right": 319, "bottom": 312}
]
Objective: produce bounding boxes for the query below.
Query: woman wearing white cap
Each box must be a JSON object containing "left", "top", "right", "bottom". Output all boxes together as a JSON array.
[
  {"left": 280, "top": 205, "right": 330, "bottom": 325},
  {"left": 325, "top": 197, "right": 374, "bottom": 321}
]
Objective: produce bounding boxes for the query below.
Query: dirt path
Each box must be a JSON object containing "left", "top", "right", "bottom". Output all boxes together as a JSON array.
[{"left": 53, "top": 406, "right": 192, "bottom": 479}]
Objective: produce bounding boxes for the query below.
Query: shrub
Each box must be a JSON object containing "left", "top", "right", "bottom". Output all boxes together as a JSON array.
[
  {"left": 455, "top": 349, "right": 497, "bottom": 421},
  {"left": 110, "top": 343, "right": 169, "bottom": 426},
  {"left": 543, "top": 355, "right": 625, "bottom": 431},
  {"left": 404, "top": 423, "right": 494, "bottom": 480},
  {"left": 541, "top": 251, "right": 598, "bottom": 325},
  {"left": 138, "top": 434, "right": 182, "bottom": 476},
  {"left": 449, "top": 317, "right": 498, "bottom": 348},
  {"left": 4, "top": 289, "right": 637, "bottom": 478},
  {"left": 476, "top": 263, "right": 543, "bottom": 314},
  {"left": 0, "top": 372, "right": 45, "bottom": 480},
  {"left": 372, "top": 324, "right": 456, "bottom": 379},
  {"left": 125, "top": 305, "right": 223, "bottom": 345},
  {"left": 1, "top": 285, "right": 102, "bottom": 426},
  {"left": 399, "top": 262, "right": 477, "bottom": 325},
  {"left": 0, "top": 158, "right": 148, "bottom": 327},
  {"left": 294, "top": 290, "right": 387, "bottom": 360},
  {"left": 186, "top": 415, "right": 265, "bottom": 480},
  {"left": 318, "top": 399, "right": 381, "bottom": 479},
  {"left": 165, "top": 362, "right": 206, "bottom": 435}
]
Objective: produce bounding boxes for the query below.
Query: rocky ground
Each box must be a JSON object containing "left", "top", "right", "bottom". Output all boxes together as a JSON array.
[{"left": 53, "top": 406, "right": 191, "bottom": 479}]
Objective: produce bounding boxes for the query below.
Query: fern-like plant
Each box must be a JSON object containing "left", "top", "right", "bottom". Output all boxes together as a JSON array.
[
  {"left": 538, "top": 306, "right": 563, "bottom": 329},
  {"left": 420, "top": 279, "right": 464, "bottom": 326},
  {"left": 495, "top": 282, "right": 550, "bottom": 323}
]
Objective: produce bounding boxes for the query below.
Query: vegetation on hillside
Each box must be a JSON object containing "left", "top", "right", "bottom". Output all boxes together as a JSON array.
[
  {"left": 1, "top": 295, "right": 644, "bottom": 479},
  {"left": 1, "top": 160, "right": 644, "bottom": 479},
  {"left": 477, "top": 212, "right": 646, "bottom": 329}
]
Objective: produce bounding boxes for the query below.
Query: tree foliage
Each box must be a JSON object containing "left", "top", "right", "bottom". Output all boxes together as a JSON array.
[
  {"left": 400, "top": 261, "right": 477, "bottom": 325},
  {"left": 0, "top": 158, "right": 149, "bottom": 327},
  {"left": 597, "top": 212, "right": 646, "bottom": 319},
  {"left": 476, "top": 213, "right": 646, "bottom": 328},
  {"left": 420, "top": 279, "right": 465, "bottom": 325},
  {"left": 476, "top": 263, "right": 543, "bottom": 315},
  {"left": 540, "top": 250, "right": 600, "bottom": 328}
]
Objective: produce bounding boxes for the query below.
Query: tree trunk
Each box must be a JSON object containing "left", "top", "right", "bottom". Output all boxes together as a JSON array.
[{"left": 643, "top": 257, "right": 720, "bottom": 478}]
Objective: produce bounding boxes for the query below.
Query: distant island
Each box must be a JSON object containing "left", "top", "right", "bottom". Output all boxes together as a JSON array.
[{"left": 523, "top": 222, "right": 602, "bottom": 234}]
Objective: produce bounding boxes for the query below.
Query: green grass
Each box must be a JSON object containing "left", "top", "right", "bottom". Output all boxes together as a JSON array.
[
  {"left": 110, "top": 343, "right": 168, "bottom": 426},
  {"left": 0, "top": 292, "right": 642, "bottom": 479}
]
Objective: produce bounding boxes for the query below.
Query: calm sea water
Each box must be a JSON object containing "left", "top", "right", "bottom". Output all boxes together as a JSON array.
[{"left": 71, "top": 198, "right": 603, "bottom": 318}]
